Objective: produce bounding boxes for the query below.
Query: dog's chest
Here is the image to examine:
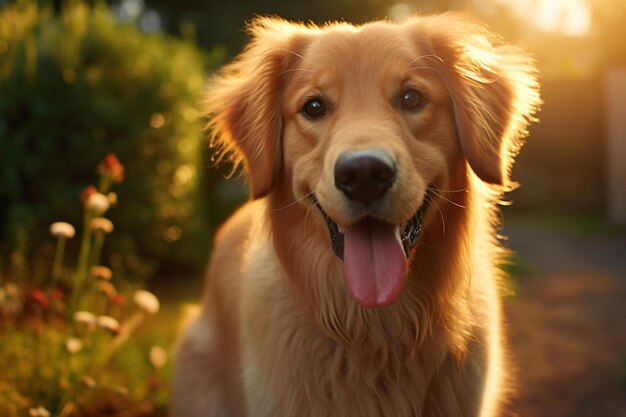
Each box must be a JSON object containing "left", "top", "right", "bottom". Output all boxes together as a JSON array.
[
  {"left": 239, "top": 288, "right": 436, "bottom": 417},
  {"left": 241, "top": 332, "right": 434, "bottom": 417},
  {"left": 237, "top": 235, "right": 456, "bottom": 417}
]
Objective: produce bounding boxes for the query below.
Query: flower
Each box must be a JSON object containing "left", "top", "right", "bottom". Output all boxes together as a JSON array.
[
  {"left": 90, "top": 217, "right": 114, "bottom": 234},
  {"left": 149, "top": 346, "right": 168, "bottom": 369},
  {"left": 133, "top": 290, "right": 160, "bottom": 314},
  {"left": 107, "top": 192, "right": 118, "bottom": 206},
  {"left": 86, "top": 193, "right": 110, "bottom": 215},
  {"left": 97, "top": 281, "right": 117, "bottom": 298},
  {"left": 0, "top": 284, "right": 22, "bottom": 315},
  {"left": 4, "top": 283, "right": 19, "bottom": 297},
  {"left": 80, "top": 375, "right": 97, "bottom": 388},
  {"left": 74, "top": 310, "right": 97, "bottom": 325},
  {"left": 65, "top": 337, "right": 83, "bottom": 354},
  {"left": 97, "top": 315, "right": 120, "bottom": 333},
  {"left": 28, "top": 407, "right": 50, "bottom": 417},
  {"left": 49, "top": 222, "right": 76, "bottom": 239},
  {"left": 97, "top": 153, "right": 125, "bottom": 184},
  {"left": 111, "top": 293, "right": 126, "bottom": 306},
  {"left": 148, "top": 375, "right": 161, "bottom": 391},
  {"left": 80, "top": 185, "right": 97, "bottom": 204},
  {"left": 90, "top": 265, "right": 113, "bottom": 280},
  {"left": 50, "top": 289, "right": 65, "bottom": 301},
  {"left": 27, "top": 289, "right": 49, "bottom": 309}
]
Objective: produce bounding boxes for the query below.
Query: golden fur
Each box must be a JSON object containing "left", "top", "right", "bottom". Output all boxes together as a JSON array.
[{"left": 173, "top": 13, "right": 540, "bottom": 417}]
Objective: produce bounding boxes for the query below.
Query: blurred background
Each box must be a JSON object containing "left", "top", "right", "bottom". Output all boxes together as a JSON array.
[{"left": 0, "top": 0, "right": 625, "bottom": 416}]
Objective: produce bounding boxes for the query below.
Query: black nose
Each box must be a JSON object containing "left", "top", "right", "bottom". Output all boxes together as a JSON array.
[{"left": 334, "top": 152, "right": 396, "bottom": 205}]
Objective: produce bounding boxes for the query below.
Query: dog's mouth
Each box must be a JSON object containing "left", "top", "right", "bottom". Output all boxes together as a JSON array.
[{"left": 311, "top": 195, "right": 429, "bottom": 308}]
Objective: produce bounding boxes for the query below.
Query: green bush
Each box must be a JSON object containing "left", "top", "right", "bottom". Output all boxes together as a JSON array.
[{"left": 0, "top": 1, "right": 223, "bottom": 279}]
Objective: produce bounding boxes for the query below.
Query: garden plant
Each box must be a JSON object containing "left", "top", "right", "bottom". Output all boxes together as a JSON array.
[{"left": 0, "top": 154, "right": 170, "bottom": 416}]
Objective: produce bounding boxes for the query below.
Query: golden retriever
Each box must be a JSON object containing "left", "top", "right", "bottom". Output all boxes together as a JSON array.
[{"left": 173, "top": 13, "right": 540, "bottom": 417}]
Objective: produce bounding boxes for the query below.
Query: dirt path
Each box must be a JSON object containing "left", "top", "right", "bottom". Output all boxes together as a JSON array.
[{"left": 504, "top": 225, "right": 626, "bottom": 417}]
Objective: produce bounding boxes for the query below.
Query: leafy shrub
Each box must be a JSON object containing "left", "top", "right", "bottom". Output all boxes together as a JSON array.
[{"left": 0, "top": 0, "right": 223, "bottom": 279}]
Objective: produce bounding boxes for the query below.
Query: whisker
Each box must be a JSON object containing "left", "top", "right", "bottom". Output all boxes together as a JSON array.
[
  {"left": 426, "top": 193, "right": 446, "bottom": 238},
  {"left": 428, "top": 186, "right": 469, "bottom": 194},
  {"left": 428, "top": 187, "right": 466, "bottom": 209},
  {"left": 278, "top": 48, "right": 307, "bottom": 62},
  {"left": 271, "top": 191, "right": 314, "bottom": 212}
]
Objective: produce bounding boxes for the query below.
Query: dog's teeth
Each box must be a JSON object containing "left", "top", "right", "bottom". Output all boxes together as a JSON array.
[{"left": 338, "top": 225, "right": 346, "bottom": 233}]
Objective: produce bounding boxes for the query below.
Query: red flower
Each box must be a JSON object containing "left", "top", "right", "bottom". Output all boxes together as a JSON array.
[
  {"left": 51, "top": 289, "right": 65, "bottom": 301},
  {"left": 28, "top": 289, "right": 49, "bottom": 309},
  {"left": 80, "top": 185, "right": 97, "bottom": 205},
  {"left": 97, "top": 153, "right": 125, "bottom": 184},
  {"left": 148, "top": 376, "right": 161, "bottom": 391},
  {"left": 111, "top": 293, "right": 126, "bottom": 306}
]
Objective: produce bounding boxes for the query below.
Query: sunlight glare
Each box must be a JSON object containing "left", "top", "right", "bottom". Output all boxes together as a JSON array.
[{"left": 499, "top": 0, "right": 591, "bottom": 36}]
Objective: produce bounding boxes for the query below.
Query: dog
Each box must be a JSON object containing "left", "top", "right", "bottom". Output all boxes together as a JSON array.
[{"left": 173, "top": 13, "right": 540, "bottom": 417}]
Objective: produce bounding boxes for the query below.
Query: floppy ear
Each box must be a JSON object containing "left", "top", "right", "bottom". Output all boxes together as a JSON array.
[
  {"left": 206, "top": 18, "right": 308, "bottom": 199},
  {"left": 420, "top": 14, "right": 541, "bottom": 186}
]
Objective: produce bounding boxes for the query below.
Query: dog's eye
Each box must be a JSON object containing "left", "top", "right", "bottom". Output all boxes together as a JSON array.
[
  {"left": 302, "top": 98, "right": 326, "bottom": 119},
  {"left": 400, "top": 89, "right": 425, "bottom": 111}
]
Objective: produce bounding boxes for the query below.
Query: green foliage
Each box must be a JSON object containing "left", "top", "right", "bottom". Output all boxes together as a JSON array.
[{"left": 0, "top": 0, "right": 221, "bottom": 278}]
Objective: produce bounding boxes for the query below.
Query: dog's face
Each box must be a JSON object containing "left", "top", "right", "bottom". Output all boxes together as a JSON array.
[
  {"left": 282, "top": 25, "right": 456, "bottom": 227},
  {"left": 207, "top": 15, "right": 540, "bottom": 308}
]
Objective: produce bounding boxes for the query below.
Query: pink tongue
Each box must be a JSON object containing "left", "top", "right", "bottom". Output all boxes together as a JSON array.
[{"left": 343, "top": 219, "right": 408, "bottom": 308}]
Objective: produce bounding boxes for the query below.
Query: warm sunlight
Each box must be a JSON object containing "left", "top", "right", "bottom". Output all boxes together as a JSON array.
[{"left": 504, "top": 0, "right": 592, "bottom": 36}]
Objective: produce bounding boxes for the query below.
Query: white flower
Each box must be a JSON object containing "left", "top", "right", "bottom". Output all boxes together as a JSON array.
[
  {"left": 28, "top": 407, "right": 50, "bottom": 417},
  {"left": 107, "top": 192, "right": 118, "bottom": 206},
  {"left": 91, "top": 265, "right": 113, "bottom": 280},
  {"left": 74, "top": 310, "right": 96, "bottom": 325},
  {"left": 0, "top": 284, "right": 22, "bottom": 315},
  {"left": 149, "top": 345, "right": 168, "bottom": 369},
  {"left": 5, "top": 283, "right": 19, "bottom": 297},
  {"left": 133, "top": 290, "right": 160, "bottom": 314},
  {"left": 80, "top": 375, "right": 97, "bottom": 388},
  {"left": 97, "top": 315, "right": 120, "bottom": 333},
  {"left": 86, "top": 193, "right": 110, "bottom": 215},
  {"left": 49, "top": 222, "right": 76, "bottom": 239},
  {"left": 65, "top": 337, "right": 83, "bottom": 354},
  {"left": 90, "top": 217, "right": 114, "bottom": 233}
]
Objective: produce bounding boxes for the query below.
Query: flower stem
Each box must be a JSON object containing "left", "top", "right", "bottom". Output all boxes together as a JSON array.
[
  {"left": 89, "top": 231, "right": 105, "bottom": 269},
  {"left": 70, "top": 210, "right": 93, "bottom": 314},
  {"left": 92, "top": 311, "right": 144, "bottom": 374},
  {"left": 98, "top": 175, "right": 112, "bottom": 194},
  {"left": 51, "top": 236, "right": 67, "bottom": 287}
]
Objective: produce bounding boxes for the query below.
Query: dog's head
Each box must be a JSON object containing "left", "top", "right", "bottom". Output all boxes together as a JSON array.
[{"left": 207, "top": 14, "right": 540, "bottom": 308}]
